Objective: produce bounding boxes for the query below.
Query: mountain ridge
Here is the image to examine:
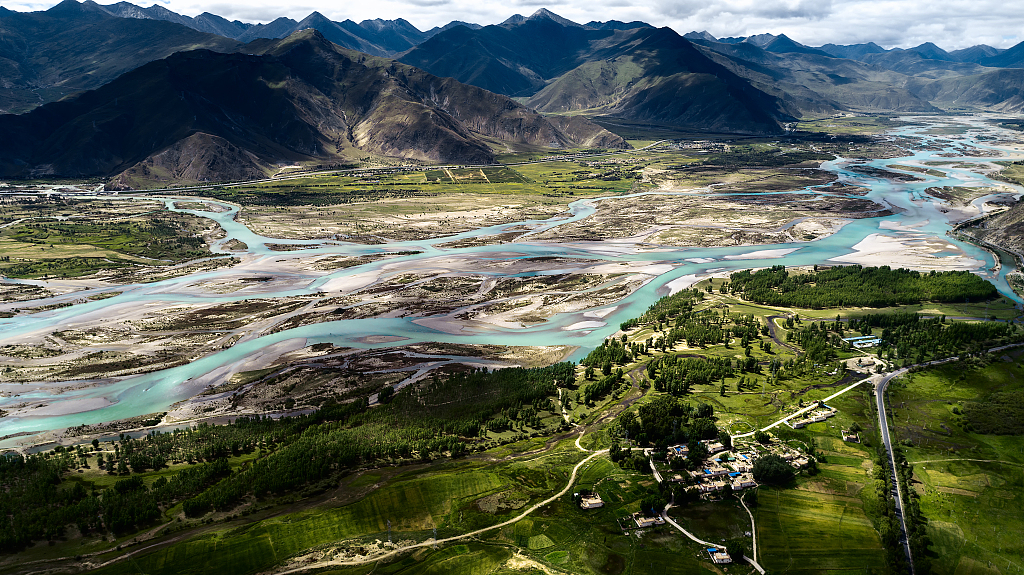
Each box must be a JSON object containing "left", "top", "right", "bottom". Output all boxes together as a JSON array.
[{"left": 0, "top": 30, "right": 626, "bottom": 185}]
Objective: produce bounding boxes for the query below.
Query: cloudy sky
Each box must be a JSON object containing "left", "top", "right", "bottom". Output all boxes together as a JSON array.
[{"left": 9, "top": 0, "right": 1024, "bottom": 49}]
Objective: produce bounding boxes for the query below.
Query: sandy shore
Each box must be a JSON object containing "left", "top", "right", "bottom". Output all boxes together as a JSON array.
[{"left": 829, "top": 233, "right": 983, "bottom": 270}]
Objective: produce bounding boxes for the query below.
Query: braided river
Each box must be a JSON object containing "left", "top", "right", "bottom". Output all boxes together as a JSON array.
[{"left": 2, "top": 115, "right": 1023, "bottom": 449}]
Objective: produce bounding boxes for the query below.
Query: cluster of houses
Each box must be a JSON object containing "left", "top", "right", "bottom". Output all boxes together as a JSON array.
[
  {"left": 669, "top": 140, "right": 730, "bottom": 153},
  {"left": 788, "top": 403, "right": 838, "bottom": 429},
  {"left": 666, "top": 432, "right": 823, "bottom": 498},
  {"left": 667, "top": 440, "right": 760, "bottom": 497},
  {"left": 766, "top": 444, "right": 811, "bottom": 469}
]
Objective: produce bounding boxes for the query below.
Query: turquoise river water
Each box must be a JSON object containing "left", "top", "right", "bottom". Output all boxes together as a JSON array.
[{"left": 1, "top": 115, "right": 1022, "bottom": 448}]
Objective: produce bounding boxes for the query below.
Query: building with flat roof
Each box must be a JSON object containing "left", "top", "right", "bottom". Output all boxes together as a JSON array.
[
  {"left": 580, "top": 494, "right": 604, "bottom": 509},
  {"left": 633, "top": 513, "right": 665, "bottom": 528},
  {"left": 708, "top": 548, "right": 732, "bottom": 564}
]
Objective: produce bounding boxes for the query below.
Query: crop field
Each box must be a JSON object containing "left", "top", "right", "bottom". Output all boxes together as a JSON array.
[
  {"left": 746, "top": 385, "right": 888, "bottom": 573},
  {"left": 755, "top": 486, "right": 887, "bottom": 573},
  {"left": 994, "top": 161, "right": 1024, "bottom": 187},
  {"left": 0, "top": 204, "right": 217, "bottom": 278},
  {"left": 795, "top": 115, "right": 908, "bottom": 135},
  {"left": 886, "top": 355, "right": 1024, "bottom": 574}
]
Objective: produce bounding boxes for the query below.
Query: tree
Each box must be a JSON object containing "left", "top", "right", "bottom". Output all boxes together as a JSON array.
[
  {"left": 752, "top": 454, "right": 794, "bottom": 485},
  {"left": 718, "top": 431, "right": 732, "bottom": 450},
  {"left": 754, "top": 430, "right": 771, "bottom": 444},
  {"left": 639, "top": 491, "right": 666, "bottom": 517},
  {"left": 377, "top": 386, "right": 395, "bottom": 404},
  {"left": 686, "top": 441, "right": 709, "bottom": 466},
  {"left": 744, "top": 489, "right": 758, "bottom": 508},
  {"left": 726, "top": 539, "right": 747, "bottom": 562}
]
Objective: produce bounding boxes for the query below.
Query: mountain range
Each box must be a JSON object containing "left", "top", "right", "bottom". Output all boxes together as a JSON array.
[
  {"left": 2, "top": 1, "right": 1024, "bottom": 186},
  {"left": 0, "top": 29, "right": 626, "bottom": 185}
]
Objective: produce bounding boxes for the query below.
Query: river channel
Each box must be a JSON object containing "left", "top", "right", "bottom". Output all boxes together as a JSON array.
[{"left": 1, "top": 115, "right": 1023, "bottom": 448}]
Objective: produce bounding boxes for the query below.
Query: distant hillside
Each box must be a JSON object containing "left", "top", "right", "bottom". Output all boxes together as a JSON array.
[
  {"left": 0, "top": 31, "right": 625, "bottom": 186},
  {"left": 0, "top": 0, "right": 241, "bottom": 113},
  {"left": 398, "top": 12, "right": 616, "bottom": 97},
  {"left": 526, "top": 27, "right": 793, "bottom": 134},
  {"left": 98, "top": 1, "right": 254, "bottom": 38},
  {"left": 402, "top": 12, "right": 791, "bottom": 134},
  {"left": 980, "top": 41, "right": 1024, "bottom": 68},
  {"left": 818, "top": 42, "right": 886, "bottom": 60},
  {"left": 691, "top": 39, "right": 938, "bottom": 115},
  {"left": 99, "top": 1, "right": 450, "bottom": 56}
]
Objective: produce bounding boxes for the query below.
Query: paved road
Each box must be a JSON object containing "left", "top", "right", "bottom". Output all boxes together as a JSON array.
[
  {"left": 872, "top": 341, "right": 1024, "bottom": 575},
  {"left": 874, "top": 367, "right": 915, "bottom": 575},
  {"left": 661, "top": 503, "right": 717, "bottom": 547},
  {"left": 648, "top": 456, "right": 663, "bottom": 483}
]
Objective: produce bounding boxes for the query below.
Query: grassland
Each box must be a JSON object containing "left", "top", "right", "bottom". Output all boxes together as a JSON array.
[
  {"left": 0, "top": 201, "right": 217, "bottom": 278},
  {"left": 994, "top": 161, "right": 1024, "bottom": 187},
  {"left": 795, "top": 115, "right": 909, "bottom": 135},
  {"left": 15, "top": 270, "right": 1010, "bottom": 575},
  {"left": 885, "top": 354, "right": 1024, "bottom": 574}
]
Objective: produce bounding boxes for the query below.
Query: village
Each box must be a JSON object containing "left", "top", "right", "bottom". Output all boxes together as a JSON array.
[{"left": 575, "top": 400, "right": 848, "bottom": 566}]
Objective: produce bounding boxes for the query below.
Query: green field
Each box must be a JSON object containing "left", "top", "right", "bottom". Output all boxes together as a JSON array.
[
  {"left": 0, "top": 208, "right": 215, "bottom": 278},
  {"left": 751, "top": 387, "right": 889, "bottom": 573},
  {"left": 886, "top": 354, "right": 1024, "bottom": 574},
  {"left": 795, "top": 115, "right": 908, "bottom": 135}
]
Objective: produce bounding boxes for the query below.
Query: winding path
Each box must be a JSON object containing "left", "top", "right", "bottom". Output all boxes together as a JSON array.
[{"left": 277, "top": 433, "right": 607, "bottom": 573}]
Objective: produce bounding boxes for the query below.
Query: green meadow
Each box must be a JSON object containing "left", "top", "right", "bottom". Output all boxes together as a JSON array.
[{"left": 885, "top": 355, "right": 1024, "bottom": 575}]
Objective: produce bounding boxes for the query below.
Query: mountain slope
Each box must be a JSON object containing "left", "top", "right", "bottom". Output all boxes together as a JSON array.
[
  {"left": 398, "top": 14, "right": 615, "bottom": 97},
  {"left": 0, "top": 30, "right": 626, "bottom": 183},
  {"left": 950, "top": 45, "right": 1003, "bottom": 64},
  {"left": 402, "top": 13, "right": 791, "bottom": 133},
  {"left": 98, "top": 2, "right": 254, "bottom": 38},
  {"left": 0, "top": 0, "right": 241, "bottom": 113},
  {"left": 526, "top": 27, "right": 793, "bottom": 134},
  {"left": 691, "top": 39, "right": 938, "bottom": 115},
  {"left": 908, "top": 68, "right": 1024, "bottom": 112},
  {"left": 980, "top": 41, "right": 1024, "bottom": 68},
  {"left": 763, "top": 34, "right": 832, "bottom": 57}
]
